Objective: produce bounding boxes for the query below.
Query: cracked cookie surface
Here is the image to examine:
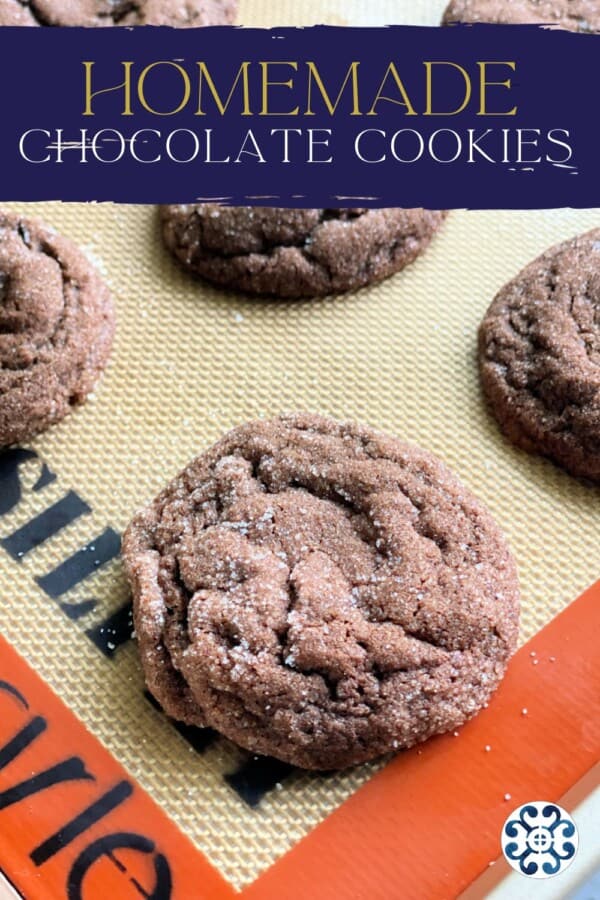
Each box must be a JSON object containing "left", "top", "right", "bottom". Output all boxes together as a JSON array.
[
  {"left": 160, "top": 206, "right": 446, "bottom": 298},
  {"left": 0, "top": 0, "right": 237, "bottom": 26},
  {"left": 0, "top": 211, "right": 115, "bottom": 446},
  {"left": 479, "top": 230, "right": 600, "bottom": 482},
  {"left": 122, "top": 414, "right": 520, "bottom": 769},
  {"left": 443, "top": 0, "right": 600, "bottom": 29}
]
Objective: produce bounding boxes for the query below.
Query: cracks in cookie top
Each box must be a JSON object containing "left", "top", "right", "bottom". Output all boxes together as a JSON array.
[
  {"left": 479, "top": 229, "right": 600, "bottom": 481},
  {"left": 189, "top": 207, "right": 368, "bottom": 259},
  {"left": 161, "top": 205, "right": 447, "bottom": 298},
  {"left": 0, "top": 211, "right": 114, "bottom": 445},
  {"left": 124, "top": 414, "right": 520, "bottom": 769},
  {"left": 18, "top": 0, "right": 56, "bottom": 26},
  {"left": 0, "top": 218, "right": 67, "bottom": 363},
  {"left": 99, "top": 1, "right": 143, "bottom": 25}
]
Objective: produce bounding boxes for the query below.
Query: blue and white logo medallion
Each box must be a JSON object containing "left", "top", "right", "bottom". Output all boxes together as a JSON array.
[{"left": 501, "top": 802, "right": 578, "bottom": 879}]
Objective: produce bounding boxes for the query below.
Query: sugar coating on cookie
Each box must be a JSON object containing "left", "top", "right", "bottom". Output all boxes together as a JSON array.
[
  {"left": 0, "top": 212, "right": 115, "bottom": 446},
  {"left": 160, "top": 206, "right": 446, "bottom": 298},
  {"left": 443, "top": 0, "right": 600, "bottom": 30},
  {"left": 123, "top": 414, "right": 520, "bottom": 770},
  {"left": 479, "top": 230, "right": 600, "bottom": 482},
  {"left": 0, "top": 0, "right": 237, "bottom": 26}
]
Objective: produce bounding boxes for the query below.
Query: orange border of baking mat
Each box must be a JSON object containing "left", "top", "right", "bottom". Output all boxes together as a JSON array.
[
  {"left": 1, "top": 579, "right": 599, "bottom": 900},
  {"left": 0, "top": 634, "right": 235, "bottom": 900},
  {"left": 243, "top": 578, "right": 600, "bottom": 900}
]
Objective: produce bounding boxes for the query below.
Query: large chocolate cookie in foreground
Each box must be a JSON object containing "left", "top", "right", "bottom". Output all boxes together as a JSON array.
[
  {"left": 0, "top": 211, "right": 115, "bottom": 446},
  {"left": 161, "top": 206, "right": 446, "bottom": 298},
  {"left": 123, "top": 414, "right": 520, "bottom": 770},
  {"left": 479, "top": 229, "right": 600, "bottom": 482}
]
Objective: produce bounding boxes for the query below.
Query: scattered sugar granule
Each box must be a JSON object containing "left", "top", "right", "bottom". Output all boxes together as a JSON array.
[
  {"left": 485, "top": 745, "right": 492, "bottom": 752},
  {"left": 504, "top": 793, "right": 512, "bottom": 801},
  {"left": 521, "top": 708, "right": 528, "bottom": 716}
]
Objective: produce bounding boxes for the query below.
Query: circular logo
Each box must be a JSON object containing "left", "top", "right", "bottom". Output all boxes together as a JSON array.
[{"left": 501, "top": 802, "right": 579, "bottom": 879}]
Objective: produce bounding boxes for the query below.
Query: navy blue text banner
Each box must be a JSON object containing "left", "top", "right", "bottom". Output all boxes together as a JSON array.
[{"left": 1, "top": 24, "right": 598, "bottom": 207}]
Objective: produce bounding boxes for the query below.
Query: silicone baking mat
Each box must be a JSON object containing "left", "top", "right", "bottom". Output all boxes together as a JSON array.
[{"left": 0, "top": 0, "right": 599, "bottom": 895}]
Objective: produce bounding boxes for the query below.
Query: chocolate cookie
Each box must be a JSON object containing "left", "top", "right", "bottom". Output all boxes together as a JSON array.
[
  {"left": 443, "top": 0, "right": 600, "bottom": 30},
  {"left": 479, "top": 231, "right": 600, "bottom": 482},
  {"left": 160, "top": 206, "right": 446, "bottom": 298},
  {"left": 0, "top": 0, "right": 237, "bottom": 26},
  {"left": 123, "top": 414, "right": 520, "bottom": 770},
  {"left": 0, "top": 212, "right": 115, "bottom": 446}
]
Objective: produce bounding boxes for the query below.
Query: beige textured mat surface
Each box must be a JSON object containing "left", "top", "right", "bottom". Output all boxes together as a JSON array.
[{"left": 0, "top": 0, "right": 599, "bottom": 890}]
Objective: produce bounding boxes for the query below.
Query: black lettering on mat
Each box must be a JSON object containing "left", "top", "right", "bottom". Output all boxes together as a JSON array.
[
  {"left": 0, "top": 448, "right": 123, "bottom": 651},
  {"left": 36, "top": 528, "right": 121, "bottom": 598},
  {"left": 143, "top": 690, "right": 296, "bottom": 805},
  {"left": 0, "top": 718, "right": 47, "bottom": 770},
  {"left": 1, "top": 492, "right": 90, "bottom": 560},
  {"left": 31, "top": 781, "right": 134, "bottom": 866},
  {"left": 143, "top": 691, "right": 217, "bottom": 754},
  {"left": 0, "top": 449, "right": 55, "bottom": 517},
  {"left": 67, "top": 832, "right": 172, "bottom": 900},
  {"left": 86, "top": 600, "right": 133, "bottom": 657},
  {"left": 0, "top": 679, "right": 167, "bottom": 896},
  {"left": 0, "top": 449, "right": 298, "bottom": 807},
  {"left": 0, "top": 461, "right": 124, "bottom": 641},
  {"left": 0, "top": 758, "right": 95, "bottom": 812},
  {"left": 226, "top": 756, "right": 294, "bottom": 808}
]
